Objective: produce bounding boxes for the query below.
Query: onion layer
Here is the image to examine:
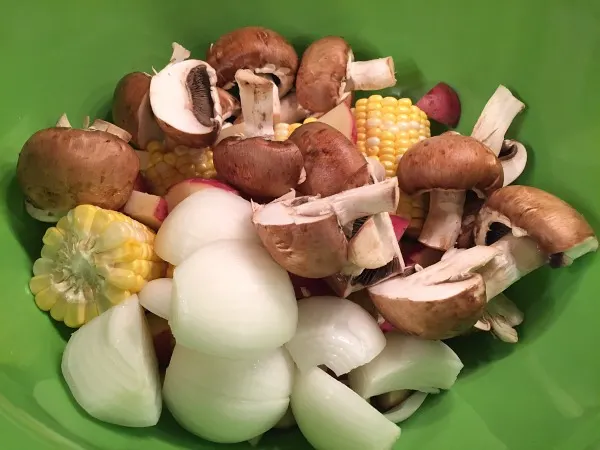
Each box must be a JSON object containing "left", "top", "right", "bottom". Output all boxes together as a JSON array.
[
  {"left": 291, "top": 367, "right": 401, "bottom": 450},
  {"left": 155, "top": 188, "right": 259, "bottom": 265},
  {"left": 61, "top": 295, "right": 162, "bottom": 427},
  {"left": 138, "top": 278, "right": 172, "bottom": 320},
  {"left": 384, "top": 391, "right": 429, "bottom": 424},
  {"left": 348, "top": 332, "right": 463, "bottom": 399},
  {"left": 171, "top": 240, "right": 298, "bottom": 358},
  {"left": 163, "top": 345, "right": 294, "bottom": 443},
  {"left": 286, "top": 296, "right": 385, "bottom": 376}
]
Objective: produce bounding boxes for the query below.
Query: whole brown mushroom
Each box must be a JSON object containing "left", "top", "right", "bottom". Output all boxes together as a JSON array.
[
  {"left": 207, "top": 26, "right": 299, "bottom": 98},
  {"left": 295, "top": 36, "right": 396, "bottom": 114},
  {"left": 17, "top": 115, "right": 139, "bottom": 222},
  {"left": 288, "top": 121, "right": 369, "bottom": 197},
  {"left": 397, "top": 133, "right": 504, "bottom": 251}
]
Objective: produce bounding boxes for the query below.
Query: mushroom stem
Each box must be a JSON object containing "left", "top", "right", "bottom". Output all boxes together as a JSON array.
[
  {"left": 500, "top": 139, "right": 528, "bottom": 186},
  {"left": 56, "top": 113, "right": 72, "bottom": 128},
  {"left": 292, "top": 178, "right": 399, "bottom": 226},
  {"left": 347, "top": 57, "right": 397, "bottom": 91},
  {"left": 419, "top": 190, "right": 466, "bottom": 251},
  {"left": 24, "top": 200, "right": 67, "bottom": 223},
  {"left": 479, "top": 233, "right": 545, "bottom": 301},
  {"left": 87, "top": 119, "right": 132, "bottom": 142},
  {"left": 235, "top": 69, "right": 275, "bottom": 138},
  {"left": 482, "top": 293, "right": 524, "bottom": 343},
  {"left": 279, "top": 92, "right": 311, "bottom": 124},
  {"left": 471, "top": 85, "right": 525, "bottom": 155},
  {"left": 169, "top": 42, "right": 191, "bottom": 64}
]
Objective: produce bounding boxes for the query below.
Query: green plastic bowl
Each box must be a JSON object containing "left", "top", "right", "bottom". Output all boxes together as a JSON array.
[{"left": 2, "top": 0, "right": 600, "bottom": 448}]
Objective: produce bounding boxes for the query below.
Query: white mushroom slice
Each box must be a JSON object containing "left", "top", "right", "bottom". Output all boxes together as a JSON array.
[
  {"left": 471, "top": 85, "right": 525, "bottom": 155},
  {"left": 499, "top": 139, "right": 528, "bottom": 186}
]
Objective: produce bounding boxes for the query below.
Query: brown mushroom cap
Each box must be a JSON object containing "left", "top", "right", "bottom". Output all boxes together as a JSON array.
[
  {"left": 288, "top": 121, "right": 369, "bottom": 197},
  {"left": 295, "top": 36, "right": 350, "bottom": 113},
  {"left": 207, "top": 27, "right": 299, "bottom": 97},
  {"left": 368, "top": 245, "right": 500, "bottom": 340},
  {"left": 17, "top": 128, "right": 139, "bottom": 213},
  {"left": 212, "top": 136, "right": 304, "bottom": 198},
  {"left": 475, "top": 185, "right": 597, "bottom": 256},
  {"left": 111, "top": 72, "right": 164, "bottom": 149},
  {"left": 397, "top": 134, "right": 504, "bottom": 196}
]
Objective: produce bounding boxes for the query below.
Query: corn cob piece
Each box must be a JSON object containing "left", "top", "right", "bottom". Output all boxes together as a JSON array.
[
  {"left": 353, "top": 95, "right": 431, "bottom": 178},
  {"left": 397, "top": 192, "right": 427, "bottom": 237},
  {"left": 274, "top": 117, "right": 318, "bottom": 141},
  {"left": 143, "top": 140, "right": 217, "bottom": 196},
  {"left": 29, "top": 205, "right": 167, "bottom": 328}
]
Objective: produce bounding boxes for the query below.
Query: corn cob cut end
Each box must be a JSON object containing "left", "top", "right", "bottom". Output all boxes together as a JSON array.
[
  {"left": 30, "top": 205, "right": 167, "bottom": 328},
  {"left": 143, "top": 140, "right": 217, "bottom": 195}
]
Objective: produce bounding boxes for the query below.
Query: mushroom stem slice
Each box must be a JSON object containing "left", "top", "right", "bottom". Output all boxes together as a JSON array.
[
  {"left": 87, "top": 119, "right": 132, "bottom": 142},
  {"left": 235, "top": 69, "right": 275, "bottom": 138},
  {"left": 480, "top": 234, "right": 545, "bottom": 301},
  {"left": 347, "top": 57, "right": 397, "bottom": 91},
  {"left": 500, "top": 140, "right": 527, "bottom": 186},
  {"left": 169, "top": 42, "right": 191, "bottom": 64},
  {"left": 419, "top": 190, "right": 466, "bottom": 251},
  {"left": 348, "top": 213, "right": 401, "bottom": 270},
  {"left": 471, "top": 85, "right": 525, "bottom": 155},
  {"left": 483, "top": 293, "right": 524, "bottom": 343},
  {"left": 56, "top": 113, "right": 72, "bottom": 128},
  {"left": 293, "top": 177, "right": 399, "bottom": 226}
]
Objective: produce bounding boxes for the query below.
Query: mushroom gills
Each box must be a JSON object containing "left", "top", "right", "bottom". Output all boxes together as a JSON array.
[
  {"left": 29, "top": 205, "right": 166, "bottom": 328},
  {"left": 187, "top": 65, "right": 215, "bottom": 127}
]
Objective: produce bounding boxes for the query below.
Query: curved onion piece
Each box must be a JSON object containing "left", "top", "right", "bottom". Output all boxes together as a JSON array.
[
  {"left": 61, "top": 296, "right": 161, "bottom": 427},
  {"left": 291, "top": 367, "right": 401, "bottom": 450},
  {"left": 163, "top": 345, "right": 293, "bottom": 443},
  {"left": 138, "top": 278, "right": 172, "bottom": 320},
  {"left": 171, "top": 239, "right": 298, "bottom": 358},
  {"left": 384, "top": 391, "right": 429, "bottom": 424},
  {"left": 348, "top": 332, "right": 463, "bottom": 399},
  {"left": 285, "top": 296, "right": 385, "bottom": 376},
  {"left": 155, "top": 188, "right": 259, "bottom": 265}
]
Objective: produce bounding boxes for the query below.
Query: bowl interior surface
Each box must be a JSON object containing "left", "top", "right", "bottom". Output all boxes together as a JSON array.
[{"left": 2, "top": 0, "right": 600, "bottom": 449}]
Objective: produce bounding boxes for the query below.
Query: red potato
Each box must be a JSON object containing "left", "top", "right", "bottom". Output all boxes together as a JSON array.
[
  {"left": 416, "top": 83, "right": 461, "bottom": 128},
  {"left": 164, "top": 178, "right": 239, "bottom": 212},
  {"left": 122, "top": 190, "right": 168, "bottom": 230},
  {"left": 317, "top": 102, "right": 357, "bottom": 143},
  {"left": 390, "top": 215, "right": 410, "bottom": 242},
  {"left": 145, "top": 312, "right": 176, "bottom": 372}
]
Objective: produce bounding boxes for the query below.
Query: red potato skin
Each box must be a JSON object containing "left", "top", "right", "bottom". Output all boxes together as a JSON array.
[{"left": 416, "top": 83, "right": 462, "bottom": 128}]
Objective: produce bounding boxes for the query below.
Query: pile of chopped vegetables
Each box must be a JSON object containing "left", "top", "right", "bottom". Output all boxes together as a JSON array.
[{"left": 15, "top": 26, "right": 598, "bottom": 450}]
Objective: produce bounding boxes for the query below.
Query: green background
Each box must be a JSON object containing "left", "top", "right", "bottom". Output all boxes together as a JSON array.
[{"left": 1, "top": 0, "right": 599, "bottom": 448}]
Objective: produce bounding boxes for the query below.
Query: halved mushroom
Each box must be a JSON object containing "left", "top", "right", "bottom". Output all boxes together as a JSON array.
[
  {"left": 296, "top": 36, "right": 396, "bottom": 114},
  {"left": 288, "top": 121, "right": 370, "bottom": 197},
  {"left": 213, "top": 70, "right": 305, "bottom": 199},
  {"left": 499, "top": 139, "right": 527, "bottom": 186},
  {"left": 17, "top": 115, "right": 139, "bottom": 222},
  {"left": 368, "top": 245, "right": 501, "bottom": 340},
  {"left": 112, "top": 72, "right": 164, "bottom": 149},
  {"left": 397, "top": 133, "right": 504, "bottom": 251},
  {"left": 474, "top": 185, "right": 598, "bottom": 299},
  {"left": 207, "top": 26, "right": 299, "bottom": 97},
  {"left": 150, "top": 44, "right": 223, "bottom": 148},
  {"left": 252, "top": 178, "right": 399, "bottom": 279}
]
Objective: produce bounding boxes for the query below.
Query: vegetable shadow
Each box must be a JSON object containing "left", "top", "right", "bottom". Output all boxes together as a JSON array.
[{"left": 1, "top": 165, "right": 48, "bottom": 264}]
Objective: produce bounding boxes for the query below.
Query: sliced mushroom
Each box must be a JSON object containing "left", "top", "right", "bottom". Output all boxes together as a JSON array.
[
  {"left": 213, "top": 70, "right": 305, "bottom": 199},
  {"left": 499, "top": 139, "right": 527, "bottom": 186},
  {"left": 289, "top": 121, "right": 370, "bottom": 197},
  {"left": 367, "top": 246, "right": 501, "bottom": 340},
  {"left": 252, "top": 178, "right": 399, "bottom": 279},
  {"left": 471, "top": 85, "right": 525, "bottom": 155},
  {"left": 112, "top": 72, "right": 164, "bottom": 149},
  {"left": 217, "top": 88, "right": 241, "bottom": 120},
  {"left": 397, "top": 133, "right": 504, "bottom": 251},
  {"left": 207, "top": 26, "right": 299, "bottom": 97},
  {"left": 17, "top": 115, "right": 139, "bottom": 222},
  {"left": 474, "top": 185, "right": 598, "bottom": 300},
  {"left": 475, "top": 293, "right": 524, "bottom": 343},
  {"left": 296, "top": 36, "right": 396, "bottom": 113},
  {"left": 455, "top": 193, "right": 485, "bottom": 249},
  {"left": 150, "top": 43, "right": 223, "bottom": 148}
]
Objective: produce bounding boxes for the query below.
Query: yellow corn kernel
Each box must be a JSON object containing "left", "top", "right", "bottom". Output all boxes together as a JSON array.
[
  {"left": 273, "top": 117, "right": 321, "bottom": 142},
  {"left": 354, "top": 95, "right": 430, "bottom": 219},
  {"left": 143, "top": 142, "right": 218, "bottom": 195},
  {"left": 29, "top": 205, "right": 166, "bottom": 328}
]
